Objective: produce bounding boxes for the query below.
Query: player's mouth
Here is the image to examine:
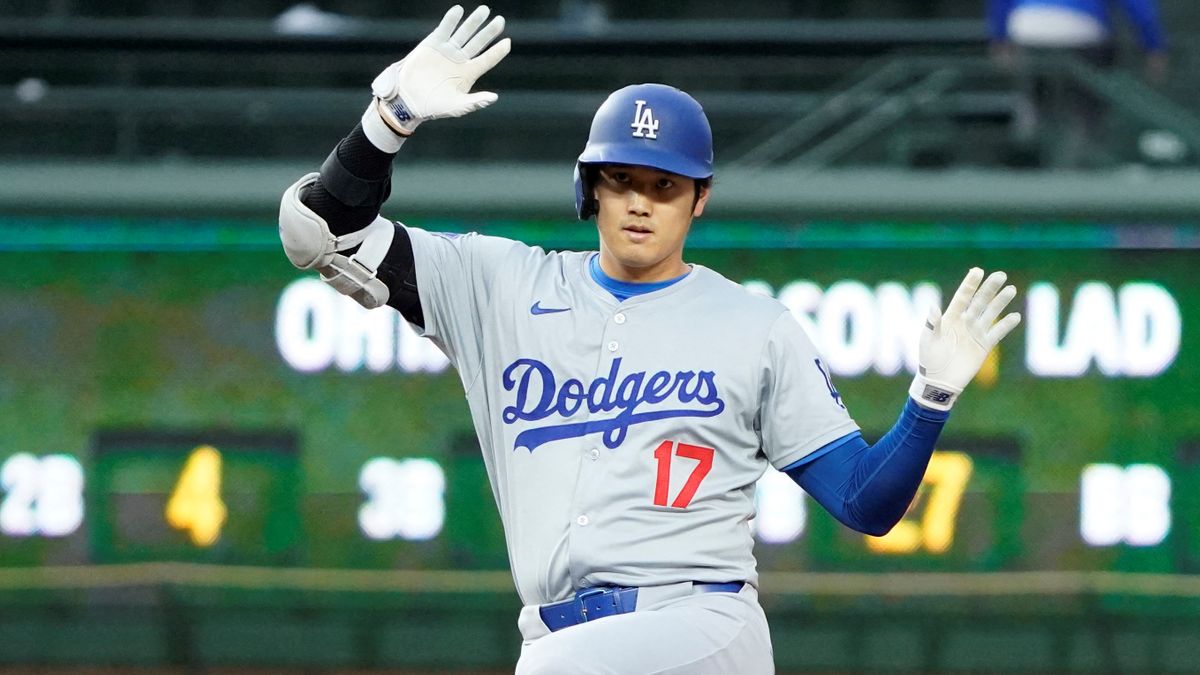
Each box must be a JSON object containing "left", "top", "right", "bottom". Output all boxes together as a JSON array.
[{"left": 622, "top": 224, "right": 653, "bottom": 242}]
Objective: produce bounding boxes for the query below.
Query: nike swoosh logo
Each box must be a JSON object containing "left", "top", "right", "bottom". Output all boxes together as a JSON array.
[{"left": 530, "top": 301, "right": 571, "bottom": 316}]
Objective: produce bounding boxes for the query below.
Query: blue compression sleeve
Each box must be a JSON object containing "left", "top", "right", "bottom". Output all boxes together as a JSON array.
[{"left": 784, "top": 398, "right": 950, "bottom": 536}]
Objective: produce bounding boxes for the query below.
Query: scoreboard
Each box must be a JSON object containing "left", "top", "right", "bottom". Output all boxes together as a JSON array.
[
  {"left": 89, "top": 430, "right": 302, "bottom": 564},
  {"left": 1, "top": 219, "right": 1197, "bottom": 574}
]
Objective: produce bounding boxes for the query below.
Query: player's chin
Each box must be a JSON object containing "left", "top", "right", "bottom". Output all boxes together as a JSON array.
[{"left": 612, "top": 240, "right": 660, "bottom": 263}]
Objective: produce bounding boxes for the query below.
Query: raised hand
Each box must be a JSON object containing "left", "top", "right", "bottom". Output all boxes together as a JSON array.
[
  {"left": 371, "top": 5, "right": 512, "bottom": 135},
  {"left": 909, "top": 267, "right": 1021, "bottom": 411}
]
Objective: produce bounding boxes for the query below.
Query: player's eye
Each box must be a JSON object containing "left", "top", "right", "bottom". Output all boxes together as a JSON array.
[
  {"left": 612, "top": 171, "right": 631, "bottom": 183},
  {"left": 656, "top": 178, "right": 675, "bottom": 190}
]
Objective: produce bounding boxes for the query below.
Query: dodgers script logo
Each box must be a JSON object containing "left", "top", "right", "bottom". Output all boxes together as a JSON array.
[{"left": 501, "top": 357, "right": 724, "bottom": 452}]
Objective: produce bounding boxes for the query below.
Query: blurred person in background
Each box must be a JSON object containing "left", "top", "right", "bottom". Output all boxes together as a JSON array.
[{"left": 987, "top": 0, "right": 1169, "bottom": 167}]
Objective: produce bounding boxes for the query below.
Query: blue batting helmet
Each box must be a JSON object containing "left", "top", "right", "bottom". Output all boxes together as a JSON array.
[{"left": 574, "top": 83, "right": 714, "bottom": 220}]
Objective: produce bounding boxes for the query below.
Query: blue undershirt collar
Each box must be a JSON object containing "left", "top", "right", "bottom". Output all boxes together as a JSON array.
[{"left": 588, "top": 253, "right": 690, "bottom": 302}]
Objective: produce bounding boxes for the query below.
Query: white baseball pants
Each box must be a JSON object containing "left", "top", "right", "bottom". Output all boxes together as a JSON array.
[{"left": 515, "top": 582, "right": 774, "bottom": 674}]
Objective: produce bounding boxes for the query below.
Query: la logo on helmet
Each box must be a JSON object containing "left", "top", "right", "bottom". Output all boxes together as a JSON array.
[{"left": 630, "top": 100, "right": 659, "bottom": 139}]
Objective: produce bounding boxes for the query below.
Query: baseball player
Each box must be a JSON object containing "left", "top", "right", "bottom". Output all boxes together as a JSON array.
[{"left": 277, "top": 6, "right": 1021, "bottom": 673}]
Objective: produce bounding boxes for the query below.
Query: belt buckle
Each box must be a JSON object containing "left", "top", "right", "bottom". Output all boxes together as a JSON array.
[{"left": 575, "top": 586, "right": 615, "bottom": 623}]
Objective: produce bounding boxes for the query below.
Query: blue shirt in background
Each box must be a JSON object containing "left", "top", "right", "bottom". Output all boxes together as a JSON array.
[{"left": 987, "top": 0, "right": 1167, "bottom": 51}]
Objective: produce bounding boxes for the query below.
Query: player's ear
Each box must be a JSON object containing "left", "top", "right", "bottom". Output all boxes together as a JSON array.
[{"left": 692, "top": 181, "right": 711, "bottom": 218}]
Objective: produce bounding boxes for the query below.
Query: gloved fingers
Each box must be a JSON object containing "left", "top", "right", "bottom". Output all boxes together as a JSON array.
[
  {"left": 919, "top": 303, "right": 942, "bottom": 359},
  {"left": 965, "top": 270, "right": 1007, "bottom": 321},
  {"left": 449, "top": 5, "right": 491, "bottom": 49},
  {"left": 462, "top": 14, "right": 505, "bottom": 58},
  {"left": 977, "top": 284, "right": 1017, "bottom": 329},
  {"left": 452, "top": 90, "right": 499, "bottom": 115},
  {"left": 945, "top": 267, "right": 984, "bottom": 319},
  {"left": 925, "top": 302, "right": 943, "bottom": 333},
  {"left": 984, "top": 312, "right": 1022, "bottom": 347},
  {"left": 429, "top": 5, "right": 466, "bottom": 44},
  {"left": 469, "top": 37, "right": 511, "bottom": 77}
]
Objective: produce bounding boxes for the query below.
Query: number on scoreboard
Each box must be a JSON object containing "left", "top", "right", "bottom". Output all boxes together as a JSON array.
[
  {"left": 358, "top": 457, "right": 446, "bottom": 541},
  {"left": 90, "top": 430, "right": 300, "bottom": 565},
  {"left": 164, "top": 445, "right": 228, "bottom": 546},
  {"left": 0, "top": 453, "right": 85, "bottom": 538}
]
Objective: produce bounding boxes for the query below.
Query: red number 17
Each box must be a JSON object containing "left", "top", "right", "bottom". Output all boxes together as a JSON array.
[{"left": 652, "top": 440, "right": 715, "bottom": 508}]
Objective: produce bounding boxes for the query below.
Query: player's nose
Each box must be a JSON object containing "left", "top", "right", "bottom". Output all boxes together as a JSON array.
[{"left": 626, "top": 188, "right": 651, "bottom": 217}]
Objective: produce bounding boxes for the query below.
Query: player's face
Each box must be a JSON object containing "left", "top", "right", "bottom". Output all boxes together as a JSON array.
[{"left": 593, "top": 164, "right": 710, "bottom": 283}]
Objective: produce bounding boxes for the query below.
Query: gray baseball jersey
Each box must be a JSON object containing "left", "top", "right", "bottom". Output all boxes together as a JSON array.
[{"left": 404, "top": 226, "right": 859, "bottom": 606}]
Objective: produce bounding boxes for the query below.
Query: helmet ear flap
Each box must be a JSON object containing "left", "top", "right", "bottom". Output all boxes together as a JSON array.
[{"left": 574, "top": 163, "right": 599, "bottom": 220}]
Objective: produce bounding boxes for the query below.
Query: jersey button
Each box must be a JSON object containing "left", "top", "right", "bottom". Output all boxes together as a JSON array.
[
  {"left": 576, "top": 515, "right": 590, "bottom": 526},
  {"left": 614, "top": 313, "right": 626, "bottom": 324},
  {"left": 607, "top": 341, "right": 619, "bottom": 352},
  {"left": 588, "top": 448, "right": 600, "bottom": 460}
]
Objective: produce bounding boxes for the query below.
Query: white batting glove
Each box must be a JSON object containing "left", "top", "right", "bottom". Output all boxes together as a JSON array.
[
  {"left": 369, "top": 5, "right": 510, "bottom": 139},
  {"left": 909, "top": 268, "right": 1022, "bottom": 411}
]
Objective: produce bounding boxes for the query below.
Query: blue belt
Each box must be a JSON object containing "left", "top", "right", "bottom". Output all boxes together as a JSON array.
[{"left": 539, "top": 581, "right": 745, "bottom": 633}]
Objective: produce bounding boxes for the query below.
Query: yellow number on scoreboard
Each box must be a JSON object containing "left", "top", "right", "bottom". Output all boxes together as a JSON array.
[
  {"left": 866, "top": 451, "right": 973, "bottom": 554},
  {"left": 165, "top": 445, "right": 227, "bottom": 546}
]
